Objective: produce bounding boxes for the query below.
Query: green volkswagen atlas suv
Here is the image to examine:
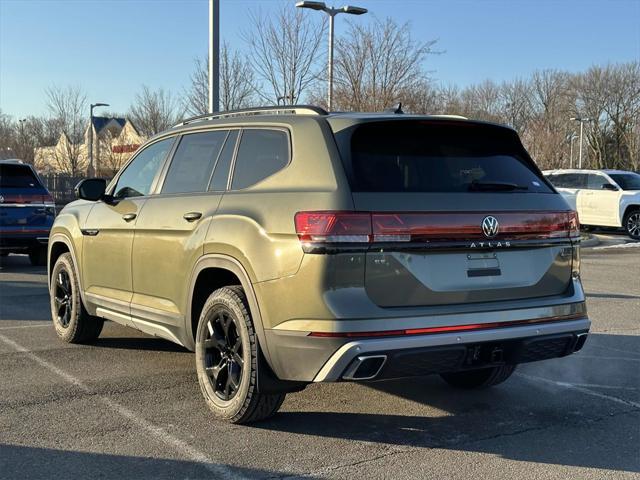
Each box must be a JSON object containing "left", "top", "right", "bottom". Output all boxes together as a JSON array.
[{"left": 48, "top": 106, "right": 589, "bottom": 423}]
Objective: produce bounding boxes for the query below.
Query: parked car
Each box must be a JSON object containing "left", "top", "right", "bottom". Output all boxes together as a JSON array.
[
  {"left": 543, "top": 169, "right": 640, "bottom": 239},
  {"left": 48, "top": 106, "right": 590, "bottom": 423},
  {"left": 0, "top": 159, "right": 55, "bottom": 265}
]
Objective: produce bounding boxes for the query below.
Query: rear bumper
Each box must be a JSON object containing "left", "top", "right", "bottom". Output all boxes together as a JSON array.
[
  {"left": 0, "top": 231, "right": 50, "bottom": 251},
  {"left": 264, "top": 312, "right": 590, "bottom": 382},
  {"left": 313, "top": 317, "right": 590, "bottom": 381}
]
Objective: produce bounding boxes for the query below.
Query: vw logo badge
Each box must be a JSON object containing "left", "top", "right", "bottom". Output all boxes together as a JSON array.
[
  {"left": 482, "top": 216, "right": 499, "bottom": 238},
  {"left": 0, "top": 194, "right": 4, "bottom": 203}
]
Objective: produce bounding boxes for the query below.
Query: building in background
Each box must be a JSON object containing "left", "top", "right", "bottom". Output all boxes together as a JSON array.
[{"left": 34, "top": 117, "right": 144, "bottom": 177}]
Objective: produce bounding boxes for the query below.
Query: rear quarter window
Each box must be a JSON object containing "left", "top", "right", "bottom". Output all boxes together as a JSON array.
[
  {"left": 0, "top": 164, "right": 41, "bottom": 188},
  {"left": 346, "top": 121, "right": 552, "bottom": 194},
  {"left": 231, "top": 129, "right": 289, "bottom": 190}
]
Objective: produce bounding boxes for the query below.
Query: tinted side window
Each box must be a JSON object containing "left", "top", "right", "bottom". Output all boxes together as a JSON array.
[
  {"left": 558, "top": 173, "right": 586, "bottom": 189},
  {"left": 209, "top": 130, "right": 238, "bottom": 191},
  {"left": 586, "top": 174, "right": 607, "bottom": 190},
  {"left": 546, "top": 174, "right": 563, "bottom": 187},
  {"left": 114, "top": 138, "right": 173, "bottom": 199},
  {"left": 162, "top": 131, "right": 227, "bottom": 194},
  {"left": 231, "top": 129, "right": 289, "bottom": 190}
]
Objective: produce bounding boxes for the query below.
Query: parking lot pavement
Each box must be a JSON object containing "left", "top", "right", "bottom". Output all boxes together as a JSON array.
[
  {"left": 588, "top": 228, "right": 640, "bottom": 250},
  {"left": 0, "top": 250, "right": 638, "bottom": 480}
]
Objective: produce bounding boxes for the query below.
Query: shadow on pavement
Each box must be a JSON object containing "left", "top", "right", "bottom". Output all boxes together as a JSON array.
[
  {"left": 255, "top": 332, "right": 639, "bottom": 474},
  {"left": 92, "top": 336, "right": 190, "bottom": 353},
  {"left": 0, "top": 253, "right": 46, "bottom": 275},
  {"left": 0, "top": 443, "right": 309, "bottom": 480}
]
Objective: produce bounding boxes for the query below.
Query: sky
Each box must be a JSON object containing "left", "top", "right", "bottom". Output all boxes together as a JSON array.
[{"left": 1, "top": 0, "right": 639, "bottom": 118}]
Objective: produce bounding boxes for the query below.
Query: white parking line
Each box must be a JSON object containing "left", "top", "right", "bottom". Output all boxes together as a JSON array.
[
  {"left": 574, "top": 354, "right": 640, "bottom": 362},
  {"left": 518, "top": 373, "right": 640, "bottom": 409},
  {"left": 569, "top": 383, "right": 638, "bottom": 391},
  {"left": 593, "top": 242, "right": 640, "bottom": 250},
  {"left": 0, "top": 324, "right": 50, "bottom": 331},
  {"left": 0, "top": 332, "right": 245, "bottom": 480}
]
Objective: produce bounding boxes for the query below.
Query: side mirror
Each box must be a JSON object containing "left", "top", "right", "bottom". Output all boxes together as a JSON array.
[
  {"left": 75, "top": 178, "right": 107, "bottom": 201},
  {"left": 601, "top": 183, "right": 618, "bottom": 191}
]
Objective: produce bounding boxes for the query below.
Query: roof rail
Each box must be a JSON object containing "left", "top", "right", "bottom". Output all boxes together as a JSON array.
[
  {"left": 428, "top": 114, "right": 468, "bottom": 120},
  {"left": 177, "top": 105, "right": 328, "bottom": 126}
]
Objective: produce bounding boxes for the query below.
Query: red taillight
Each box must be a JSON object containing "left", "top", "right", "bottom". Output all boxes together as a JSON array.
[
  {"left": 567, "top": 211, "right": 580, "bottom": 239},
  {"left": 295, "top": 211, "right": 580, "bottom": 245},
  {"left": 294, "top": 211, "right": 372, "bottom": 243}
]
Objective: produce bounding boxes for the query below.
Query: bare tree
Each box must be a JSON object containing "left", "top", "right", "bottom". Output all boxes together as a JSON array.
[
  {"left": 0, "top": 110, "right": 17, "bottom": 159},
  {"left": 243, "top": 5, "right": 326, "bottom": 104},
  {"left": 499, "top": 79, "right": 534, "bottom": 134},
  {"left": 330, "top": 17, "right": 439, "bottom": 112},
  {"left": 184, "top": 44, "right": 256, "bottom": 115},
  {"left": 129, "top": 86, "right": 184, "bottom": 137},
  {"left": 46, "top": 85, "right": 87, "bottom": 175},
  {"left": 603, "top": 62, "right": 640, "bottom": 169}
]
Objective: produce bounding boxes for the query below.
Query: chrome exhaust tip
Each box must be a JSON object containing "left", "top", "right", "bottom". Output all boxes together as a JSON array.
[
  {"left": 342, "top": 355, "right": 387, "bottom": 381},
  {"left": 574, "top": 333, "right": 588, "bottom": 352}
]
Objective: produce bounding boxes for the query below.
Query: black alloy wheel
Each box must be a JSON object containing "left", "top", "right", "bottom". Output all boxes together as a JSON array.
[
  {"left": 54, "top": 269, "right": 72, "bottom": 328},
  {"left": 203, "top": 309, "right": 244, "bottom": 401}
]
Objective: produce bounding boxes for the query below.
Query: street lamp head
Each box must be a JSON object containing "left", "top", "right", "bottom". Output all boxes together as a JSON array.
[
  {"left": 295, "top": 1, "right": 327, "bottom": 11},
  {"left": 570, "top": 117, "right": 593, "bottom": 122},
  {"left": 342, "top": 5, "right": 368, "bottom": 14}
]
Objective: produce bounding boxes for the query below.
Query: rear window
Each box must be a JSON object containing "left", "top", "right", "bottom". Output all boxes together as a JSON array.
[
  {"left": 348, "top": 121, "right": 552, "bottom": 193},
  {"left": 0, "top": 164, "right": 41, "bottom": 188}
]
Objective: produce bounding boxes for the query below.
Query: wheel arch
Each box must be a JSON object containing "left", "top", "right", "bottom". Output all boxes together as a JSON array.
[
  {"left": 47, "top": 233, "right": 87, "bottom": 305},
  {"left": 622, "top": 203, "right": 640, "bottom": 220},
  {"left": 186, "top": 254, "right": 273, "bottom": 367}
]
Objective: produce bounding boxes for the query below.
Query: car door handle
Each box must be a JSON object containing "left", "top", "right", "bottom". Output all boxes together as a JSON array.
[
  {"left": 183, "top": 212, "right": 202, "bottom": 222},
  {"left": 122, "top": 213, "right": 137, "bottom": 222}
]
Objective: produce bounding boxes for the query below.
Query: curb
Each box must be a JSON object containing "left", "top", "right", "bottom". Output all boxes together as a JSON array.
[{"left": 579, "top": 234, "right": 600, "bottom": 248}]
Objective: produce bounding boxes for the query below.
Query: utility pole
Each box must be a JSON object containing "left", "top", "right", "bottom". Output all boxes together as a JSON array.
[
  {"left": 18, "top": 119, "right": 26, "bottom": 162},
  {"left": 296, "top": 2, "right": 367, "bottom": 111},
  {"left": 570, "top": 117, "right": 591, "bottom": 170},
  {"left": 88, "top": 103, "right": 109, "bottom": 177},
  {"left": 569, "top": 133, "right": 577, "bottom": 168},
  {"left": 208, "top": 0, "right": 220, "bottom": 113}
]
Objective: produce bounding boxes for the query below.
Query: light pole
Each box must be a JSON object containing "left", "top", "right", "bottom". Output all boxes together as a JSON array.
[
  {"left": 568, "top": 133, "right": 578, "bottom": 168},
  {"left": 88, "top": 103, "right": 109, "bottom": 177},
  {"left": 208, "top": 0, "right": 220, "bottom": 113},
  {"left": 295, "top": 1, "right": 367, "bottom": 112},
  {"left": 570, "top": 117, "right": 592, "bottom": 169}
]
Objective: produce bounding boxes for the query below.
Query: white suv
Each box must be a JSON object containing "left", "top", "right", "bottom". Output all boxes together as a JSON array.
[{"left": 543, "top": 169, "right": 640, "bottom": 239}]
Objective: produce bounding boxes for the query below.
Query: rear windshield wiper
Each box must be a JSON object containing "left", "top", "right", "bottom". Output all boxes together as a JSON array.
[{"left": 468, "top": 181, "right": 529, "bottom": 192}]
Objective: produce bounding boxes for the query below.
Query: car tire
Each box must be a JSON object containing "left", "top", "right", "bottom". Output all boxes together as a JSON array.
[
  {"left": 440, "top": 365, "right": 516, "bottom": 389},
  {"left": 623, "top": 209, "right": 640, "bottom": 240},
  {"left": 29, "top": 246, "right": 47, "bottom": 266},
  {"left": 195, "top": 285, "right": 285, "bottom": 424},
  {"left": 50, "top": 253, "right": 104, "bottom": 343}
]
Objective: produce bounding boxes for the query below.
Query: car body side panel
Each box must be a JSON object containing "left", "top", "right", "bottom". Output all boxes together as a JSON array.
[
  {"left": 81, "top": 198, "right": 146, "bottom": 311},
  {"left": 131, "top": 193, "right": 222, "bottom": 327}
]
